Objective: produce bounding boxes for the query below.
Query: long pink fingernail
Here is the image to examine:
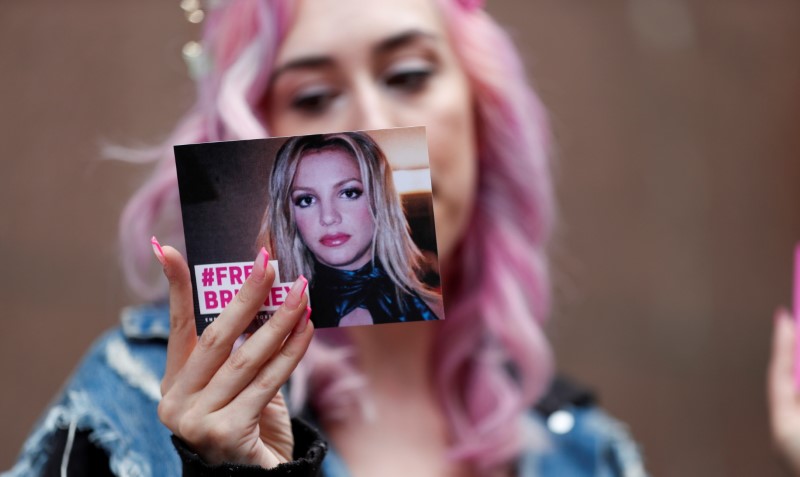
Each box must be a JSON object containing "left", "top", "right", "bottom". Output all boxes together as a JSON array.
[
  {"left": 151, "top": 236, "right": 166, "bottom": 266},
  {"left": 285, "top": 275, "right": 308, "bottom": 309},
  {"left": 294, "top": 306, "right": 312, "bottom": 334},
  {"left": 252, "top": 247, "right": 269, "bottom": 281}
]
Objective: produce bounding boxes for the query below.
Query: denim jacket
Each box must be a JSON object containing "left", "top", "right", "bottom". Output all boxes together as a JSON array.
[{"left": 3, "top": 303, "right": 649, "bottom": 477}]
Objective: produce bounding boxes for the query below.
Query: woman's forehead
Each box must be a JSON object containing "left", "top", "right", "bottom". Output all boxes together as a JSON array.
[
  {"left": 277, "top": 0, "right": 444, "bottom": 63},
  {"left": 295, "top": 148, "right": 361, "bottom": 182}
]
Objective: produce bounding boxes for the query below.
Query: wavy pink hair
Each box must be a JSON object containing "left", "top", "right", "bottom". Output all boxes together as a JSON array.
[{"left": 118, "top": 0, "right": 554, "bottom": 472}]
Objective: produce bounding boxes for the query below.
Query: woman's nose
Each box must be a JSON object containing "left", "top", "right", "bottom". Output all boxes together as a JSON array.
[
  {"left": 319, "top": 201, "right": 342, "bottom": 226},
  {"left": 349, "top": 77, "right": 394, "bottom": 131}
]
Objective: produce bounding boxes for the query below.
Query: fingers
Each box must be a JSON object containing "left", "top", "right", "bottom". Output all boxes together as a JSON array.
[
  {"left": 234, "top": 310, "right": 314, "bottom": 412},
  {"left": 769, "top": 308, "right": 797, "bottom": 426},
  {"left": 169, "top": 248, "right": 276, "bottom": 396},
  {"left": 197, "top": 278, "right": 310, "bottom": 411},
  {"left": 161, "top": 244, "right": 197, "bottom": 395},
  {"left": 154, "top": 241, "right": 312, "bottom": 469}
]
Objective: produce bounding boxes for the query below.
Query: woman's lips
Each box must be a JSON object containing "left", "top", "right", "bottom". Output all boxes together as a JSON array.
[{"left": 320, "top": 233, "right": 351, "bottom": 247}]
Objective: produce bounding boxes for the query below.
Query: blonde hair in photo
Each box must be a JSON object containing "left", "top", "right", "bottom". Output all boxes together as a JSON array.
[{"left": 257, "top": 131, "right": 438, "bottom": 304}]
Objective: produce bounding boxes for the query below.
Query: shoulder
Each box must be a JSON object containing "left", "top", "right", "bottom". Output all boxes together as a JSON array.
[
  {"left": 69, "top": 303, "right": 170, "bottom": 401},
  {"left": 519, "top": 376, "right": 649, "bottom": 477},
  {"left": 5, "top": 303, "right": 177, "bottom": 477}
]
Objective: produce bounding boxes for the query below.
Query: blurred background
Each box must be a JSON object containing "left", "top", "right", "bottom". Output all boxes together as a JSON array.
[{"left": 1, "top": 1, "right": 799, "bottom": 475}]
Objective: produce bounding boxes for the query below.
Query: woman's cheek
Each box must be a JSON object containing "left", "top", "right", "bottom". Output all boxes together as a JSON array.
[
  {"left": 354, "top": 202, "right": 375, "bottom": 233},
  {"left": 294, "top": 210, "right": 315, "bottom": 243}
]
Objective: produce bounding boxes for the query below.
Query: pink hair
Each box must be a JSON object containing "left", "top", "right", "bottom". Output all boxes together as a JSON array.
[{"left": 118, "top": 0, "right": 554, "bottom": 472}]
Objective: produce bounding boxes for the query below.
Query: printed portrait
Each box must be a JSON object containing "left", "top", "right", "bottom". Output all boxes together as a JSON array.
[{"left": 175, "top": 127, "right": 444, "bottom": 333}]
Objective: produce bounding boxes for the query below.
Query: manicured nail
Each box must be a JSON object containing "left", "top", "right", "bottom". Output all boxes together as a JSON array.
[
  {"left": 151, "top": 236, "right": 166, "bottom": 266},
  {"left": 285, "top": 275, "right": 308, "bottom": 310},
  {"left": 294, "top": 306, "right": 312, "bottom": 334},
  {"left": 252, "top": 247, "right": 269, "bottom": 281}
]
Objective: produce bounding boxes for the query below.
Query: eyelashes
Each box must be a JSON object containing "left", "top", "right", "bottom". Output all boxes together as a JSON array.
[
  {"left": 292, "top": 187, "right": 364, "bottom": 209},
  {"left": 287, "top": 59, "right": 437, "bottom": 115},
  {"left": 293, "top": 194, "right": 315, "bottom": 208},
  {"left": 340, "top": 187, "right": 363, "bottom": 200},
  {"left": 382, "top": 60, "right": 436, "bottom": 93},
  {"left": 290, "top": 87, "right": 338, "bottom": 114}
]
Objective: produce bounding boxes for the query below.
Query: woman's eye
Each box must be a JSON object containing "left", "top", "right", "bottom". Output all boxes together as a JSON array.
[
  {"left": 293, "top": 195, "right": 315, "bottom": 208},
  {"left": 384, "top": 67, "right": 434, "bottom": 93},
  {"left": 290, "top": 88, "right": 337, "bottom": 114},
  {"left": 340, "top": 187, "right": 363, "bottom": 200}
]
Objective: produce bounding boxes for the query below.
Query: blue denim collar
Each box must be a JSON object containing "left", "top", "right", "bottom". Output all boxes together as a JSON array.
[
  {"left": 120, "top": 302, "right": 171, "bottom": 340},
  {"left": 107, "top": 302, "right": 648, "bottom": 477}
]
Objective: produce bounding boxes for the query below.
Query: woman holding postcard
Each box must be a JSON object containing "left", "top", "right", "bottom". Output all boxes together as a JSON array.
[
  {"left": 5, "top": 0, "right": 648, "bottom": 476},
  {"left": 258, "top": 131, "right": 442, "bottom": 328}
]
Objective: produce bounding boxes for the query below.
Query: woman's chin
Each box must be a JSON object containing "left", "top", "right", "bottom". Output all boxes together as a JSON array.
[
  {"left": 317, "top": 246, "right": 375, "bottom": 270},
  {"left": 316, "top": 254, "right": 367, "bottom": 270}
]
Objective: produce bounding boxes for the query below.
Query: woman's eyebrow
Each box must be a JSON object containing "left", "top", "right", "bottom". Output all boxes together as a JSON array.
[
  {"left": 374, "top": 29, "right": 438, "bottom": 56},
  {"left": 271, "top": 56, "right": 333, "bottom": 82},
  {"left": 334, "top": 177, "right": 361, "bottom": 188},
  {"left": 271, "top": 30, "right": 438, "bottom": 82},
  {"left": 292, "top": 178, "right": 359, "bottom": 192}
]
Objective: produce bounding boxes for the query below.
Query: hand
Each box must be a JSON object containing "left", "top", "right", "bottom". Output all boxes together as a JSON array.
[
  {"left": 156, "top": 245, "right": 314, "bottom": 469},
  {"left": 768, "top": 308, "right": 800, "bottom": 474}
]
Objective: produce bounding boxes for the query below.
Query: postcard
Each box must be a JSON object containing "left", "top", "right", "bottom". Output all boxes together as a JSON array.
[{"left": 175, "top": 127, "right": 445, "bottom": 334}]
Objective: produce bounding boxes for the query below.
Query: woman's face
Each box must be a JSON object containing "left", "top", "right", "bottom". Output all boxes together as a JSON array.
[
  {"left": 266, "top": 0, "right": 477, "bottom": 263},
  {"left": 291, "top": 148, "right": 375, "bottom": 270}
]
